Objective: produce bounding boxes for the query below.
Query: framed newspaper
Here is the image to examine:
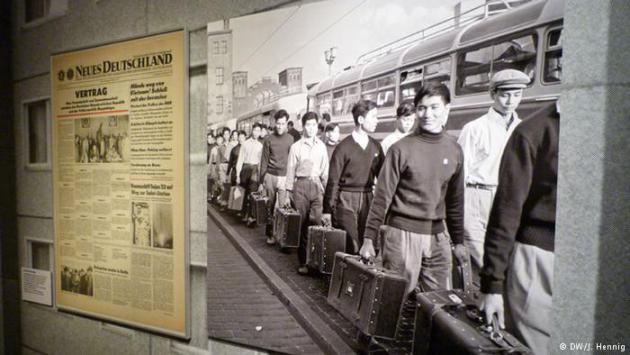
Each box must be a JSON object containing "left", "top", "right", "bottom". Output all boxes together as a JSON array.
[{"left": 51, "top": 29, "right": 189, "bottom": 338}]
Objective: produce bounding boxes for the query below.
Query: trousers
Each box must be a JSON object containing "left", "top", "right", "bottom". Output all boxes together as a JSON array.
[
  {"left": 506, "top": 242, "right": 554, "bottom": 355},
  {"left": 262, "top": 173, "right": 286, "bottom": 236},
  {"left": 463, "top": 186, "right": 496, "bottom": 280},
  {"left": 332, "top": 190, "right": 372, "bottom": 254},
  {"left": 292, "top": 179, "right": 323, "bottom": 265},
  {"left": 381, "top": 225, "right": 452, "bottom": 295}
]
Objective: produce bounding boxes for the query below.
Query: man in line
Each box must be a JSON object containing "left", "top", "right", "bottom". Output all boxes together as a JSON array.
[
  {"left": 236, "top": 123, "right": 263, "bottom": 225},
  {"left": 359, "top": 82, "right": 467, "bottom": 294},
  {"left": 283, "top": 112, "right": 329, "bottom": 275},
  {"left": 457, "top": 69, "right": 530, "bottom": 278},
  {"left": 381, "top": 101, "right": 416, "bottom": 155},
  {"left": 207, "top": 134, "right": 217, "bottom": 201},
  {"left": 259, "top": 110, "right": 295, "bottom": 244},
  {"left": 323, "top": 123, "right": 340, "bottom": 160},
  {"left": 479, "top": 102, "right": 560, "bottom": 355},
  {"left": 287, "top": 120, "right": 301, "bottom": 142},
  {"left": 227, "top": 130, "right": 246, "bottom": 186},
  {"left": 323, "top": 100, "right": 384, "bottom": 254},
  {"left": 208, "top": 134, "right": 223, "bottom": 202}
]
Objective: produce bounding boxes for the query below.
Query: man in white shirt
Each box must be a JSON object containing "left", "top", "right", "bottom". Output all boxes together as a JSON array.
[
  {"left": 381, "top": 101, "right": 416, "bottom": 155},
  {"left": 236, "top": 123, "right": 263, "bottom": 225},
  {"left": 457, "top": 69, "right": 530, "bottom": 276},
  {"left": 282, "top": 112, "right": 329, "bottom": 275}
]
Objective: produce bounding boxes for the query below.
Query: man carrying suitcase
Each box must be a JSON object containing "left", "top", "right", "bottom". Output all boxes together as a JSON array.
[
  {"left": 323, "top": 100, "right": 384, "bottom": 254},
  {"left": 479, "top": 101, "right": 560, "bottom": 355},
  {"left": 282, "top": 112, "right": 329, "bottom": 275},
  {"left": 359, "top": 82, "right": 468, "bottom": 294},
  {"left": 259, "top": 109, "right": 294, "bottom": 244},
  {"left": 236, "top": 123, "right": 263, "bottom": 225}
]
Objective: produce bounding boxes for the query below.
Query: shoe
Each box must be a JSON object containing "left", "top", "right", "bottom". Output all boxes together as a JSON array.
[
  {"left": 265, "top": 236, "right": 276, "bottom": 245},
  {"left": 246, "top": 217, "right": 256, "bottom": 227},
  {"left": 297, "top": 266, "right": 309, "bottom": 275}
]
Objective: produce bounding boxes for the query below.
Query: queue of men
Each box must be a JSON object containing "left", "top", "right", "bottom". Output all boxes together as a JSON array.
[{"left": 208, "top": 68, "right": 559, "bottom": 354}]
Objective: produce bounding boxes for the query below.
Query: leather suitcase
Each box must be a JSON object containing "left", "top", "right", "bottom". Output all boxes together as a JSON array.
[
  {"left": 273, "top": 207, "right": 301, "bottom": 248},
  {"left": 305, "top": 226, "right": 346, "bottom": 274},
  {"left": 228, "top": 186, "right": 245, "bottom": 211},
  {"left": 327, "top": 252, "right": 407, "bottom": 339},
  {"left": 250, "top": 192, "right": 269, "bottom": 226},
  {"left": 412, "top": 251, "right": 530, "bottom": 355}
]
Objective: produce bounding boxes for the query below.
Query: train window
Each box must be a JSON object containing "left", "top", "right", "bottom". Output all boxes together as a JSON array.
[
  {"left": 362, "top": 92, "right": 377, "bottom": 103},
  {"left": 333, "top": 90, "right": 344, "bottom": 99},
  {"left": 457, "top": 34, "right": 537, "bottom": 95},
  {"left": 347, "top": 86, "right": 358, "bottom": 95},
  {"left": 424, "top": 58, "right": 451, "bottom": 84},
  {"left": 457, "top": 46, "right": 493, "bottom": 94},
  {"left": 376, "top": 89, "right": 395, "bottom": 108},
  {"left": 400, "top": 65, "right": 423, "bottom": 102},
  {"left": 377, "top": 75, "right": 395, "bottom": 88},
  {"left": 543, "top": 28, "right": 562, "bottom": 84},
  {"left": 361, "top": 80, "right": 377, "bottom": 93}
]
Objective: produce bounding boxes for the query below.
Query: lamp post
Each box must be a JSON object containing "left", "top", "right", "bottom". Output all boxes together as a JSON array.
[{"left": 324, "top": 47, "right": 337, "bottom": 76}]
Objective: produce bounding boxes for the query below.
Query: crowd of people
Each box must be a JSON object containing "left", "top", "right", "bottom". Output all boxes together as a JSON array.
[
  {"left": 75, "top": 122, "right": 128, "bottom": 163},
  {"left": 208, "top": 69, "right": 559, "bottom": 354},
  {"left": 60, "top": 265, "right": 93, "bottom": 296}
]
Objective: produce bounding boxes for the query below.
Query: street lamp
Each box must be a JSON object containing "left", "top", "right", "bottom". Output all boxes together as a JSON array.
[{"left": 324, "top": 47, "right": 337, "bottom": 76}]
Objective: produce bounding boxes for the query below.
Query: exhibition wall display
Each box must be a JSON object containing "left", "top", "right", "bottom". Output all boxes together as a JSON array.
[{"left": 51, "top": 30, "right": 189, "bottom": 338}]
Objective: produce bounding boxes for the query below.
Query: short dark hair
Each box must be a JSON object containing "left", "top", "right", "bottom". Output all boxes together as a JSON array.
[
  {"left": 221, "top": 127, "right": 231, "bottom": 135},
  {"left": 274, "top": 109, "right": 289, "bottom": 121},
  {"left": 287, "top": 120, "right": 294, "bottom": 128},
  {"left": 322, "top": 113, "right": 331, "bottom": 123},
  {"left": 351, "top": 100, "right": 377, "bottom": 125},
  {"left": 301, "top": 111, "right": 319, "bottom": 127},
  {"left": 238, "top": 130, "right": 247, "bottom": 137},
  {"left": 324, "top": 122, "right": 339, "bottom": 133},
  {"left": 414, "top": 81, "right": 451, "bottom": 107},
  {"left": 396, "top": 101, "right": 415, "bottom": 118},
  {"left": 252, "top": 122, "right": 263, "bottom": 130}
]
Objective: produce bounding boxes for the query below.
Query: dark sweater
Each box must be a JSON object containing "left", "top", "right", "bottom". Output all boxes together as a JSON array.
[
  {"left": 323, "top": 135, "right": 384, "bottom": 213},
  {"left": 227, "top": 143, "right": 240, "bottom": 176},
  {"left": 363, "top": 130, "right": 465, "bottom": 244},
  {"left": 481, "top": 103, "right": 559, "bottom": 294},
  {"left": 259, "top": 132, "right": 294, "bottom": 179}
]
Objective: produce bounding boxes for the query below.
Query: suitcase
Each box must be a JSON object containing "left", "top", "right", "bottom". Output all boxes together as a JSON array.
[
  {"left": 273, "top": 207, "right": 301, "bottom": 248},
  {"left": 250, "top": 192, "right": 269, "bottom": 226},
  {"left": 305, "top": 226, "right": 347, "bottom": 274},
  {"left": 412, "top": 250, "right": 530, "bottom": 355},
  {"left": 228, "top": 186, "right": 245, "bottom": 211},
  {"left": 327, "top": 252, "right": 408, "bottom": 339}
]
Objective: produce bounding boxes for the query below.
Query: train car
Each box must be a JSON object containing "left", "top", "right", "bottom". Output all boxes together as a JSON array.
[
  {"left": 236, "top": 91, "right": 307, "bottom": 135},
  {"left": 308, "top": 0, "right": 563, "bottom": 140}
]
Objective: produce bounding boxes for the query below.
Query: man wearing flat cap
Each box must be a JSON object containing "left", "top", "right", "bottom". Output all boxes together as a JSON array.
[{"left": 456, "top": 69, "right": 530, "bottom": 281}]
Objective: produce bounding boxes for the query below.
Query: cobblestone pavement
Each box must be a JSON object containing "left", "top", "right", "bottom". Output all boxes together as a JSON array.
[
  {"left": 210, "top": 205, "right": 417, "bottom": 354},
  {"left": 207, "top": 215, "right": 324, "bottom": 355}
]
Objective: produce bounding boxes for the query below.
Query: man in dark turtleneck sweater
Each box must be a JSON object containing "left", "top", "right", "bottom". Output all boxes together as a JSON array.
[
  {"left": 259, "top": 110, "right": 294, "bottom": 244},
  {"left": 359, "top": 82, "right": 468, "bottom": 295}
]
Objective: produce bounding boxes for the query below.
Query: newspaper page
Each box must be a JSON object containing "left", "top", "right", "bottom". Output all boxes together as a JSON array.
[{"left": 51, "top": 30, "right": 187, "bottom": 337}]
